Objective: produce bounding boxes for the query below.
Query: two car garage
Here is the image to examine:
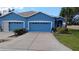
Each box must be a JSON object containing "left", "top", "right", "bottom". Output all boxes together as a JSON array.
[
  {"left": 2, "top": 21, "right": 53, "bottom": 32},
  {"left": 28, "top": 21, "right": 52, "bottom": 32}
]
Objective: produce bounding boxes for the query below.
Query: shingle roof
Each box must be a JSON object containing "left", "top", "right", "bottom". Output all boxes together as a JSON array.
[
  {"left": 18, "top": 11, "right": 38, "bottom": 17},
  {"left": 0, "top": 11, "right": 65, "bottom": 20}
]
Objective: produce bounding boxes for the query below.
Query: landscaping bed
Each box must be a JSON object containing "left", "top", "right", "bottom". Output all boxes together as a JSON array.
[
  {"left": 0, "top": 39, "right": 10, "bottom": 43},
  {"left": 9, "top": 28, "right": 27, "bottom": 37},
  {"left": 54, "top": 29, "right": 79, "bottom": 51}
]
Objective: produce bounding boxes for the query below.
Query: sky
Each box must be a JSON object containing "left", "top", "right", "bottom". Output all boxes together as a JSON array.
[{"left": 14, "top": 7, "right": 61, "bottom": 16}]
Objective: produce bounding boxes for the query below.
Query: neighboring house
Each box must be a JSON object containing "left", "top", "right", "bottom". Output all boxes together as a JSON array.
[
  {"left": 0, "top": 11, "right": 65, "bottom": 32},
  {"left": 72, "top": 14, "right": 79, "bottom": 24}
]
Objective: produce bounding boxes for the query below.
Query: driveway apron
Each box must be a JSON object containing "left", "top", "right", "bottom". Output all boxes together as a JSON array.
[
  {"left": 0, "top": 32, "right": 39, "bottom": 50},
  {"left": 29, "top": 32, "right": 71, "bottom": 51},
  {"left": 0, "top": 32, "right": 72, "bottom": 51}
]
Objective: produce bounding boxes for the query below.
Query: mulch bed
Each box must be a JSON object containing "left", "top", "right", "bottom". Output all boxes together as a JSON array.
[{"left": 0, "top": 39, "right": 9, "bottom": 43}]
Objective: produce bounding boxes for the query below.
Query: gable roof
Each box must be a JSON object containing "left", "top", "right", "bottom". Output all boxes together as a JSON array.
[
  {"left": 0, "top": 12, "right": 26, "bottom": 18},
  {"left": 26, "top": 12, "right": 56, "bottom": 19},
  {"left": 19, "top": 11, "right": 63, "bottom": 19},
  {"left": 0, "top": 11, "right": 54, "bottom": 18},
  {"left": 0, "top": 11, "right": 65, "bottom": 21}
]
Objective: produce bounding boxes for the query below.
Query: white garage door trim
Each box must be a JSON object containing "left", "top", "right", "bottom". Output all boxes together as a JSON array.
[
  {"left": 28, "top": 21, "right": 52, "bottom": 30},
  {"left": 2, "top": 20, "right": 25, "bottom": 32}
]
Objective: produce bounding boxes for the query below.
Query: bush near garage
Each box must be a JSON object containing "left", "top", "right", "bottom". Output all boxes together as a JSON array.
[
  {"left": 52, "top": 28, "right": 56, "bottom": 32},
  {"left": 56, "top": 27, "right": 70, "bottom": 34},
  {"left": 14, "top": 28, "right": 27, "bottom": 36}
]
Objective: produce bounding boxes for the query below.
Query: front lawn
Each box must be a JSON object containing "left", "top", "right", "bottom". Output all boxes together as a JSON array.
[{"left": 54, "top": 29, "right": 79, "bottom": 51}]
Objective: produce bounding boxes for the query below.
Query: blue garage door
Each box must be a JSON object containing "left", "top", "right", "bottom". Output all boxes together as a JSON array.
[
  {"left": 9, "top": 22, "right": 24, "bottom": 31},
  {"left": 29, "top": 22, "right": 51, "bottom": 32}
]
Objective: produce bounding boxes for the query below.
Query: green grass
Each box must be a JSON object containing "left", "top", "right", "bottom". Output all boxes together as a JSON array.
[{"left": 54, "top": 29, "right": 79, "bottom": 51}]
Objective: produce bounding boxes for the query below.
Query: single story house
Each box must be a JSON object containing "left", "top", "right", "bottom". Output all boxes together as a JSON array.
[{"left": 0, "top": 11, "right": 65, "bottom": 32}]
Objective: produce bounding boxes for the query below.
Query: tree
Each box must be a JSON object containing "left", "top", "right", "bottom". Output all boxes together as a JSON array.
[
  {"left": 60, "top": 7, "right": 74, "bottom": 24},
  {"left": 60, "top": 7, "right": 79, "bottom": 25},
  {"left": 0, "top": 12, "right": 2, "bottom": 16},
  {"left": 8, "top": 8, "right": 15, "bottom": 12}
]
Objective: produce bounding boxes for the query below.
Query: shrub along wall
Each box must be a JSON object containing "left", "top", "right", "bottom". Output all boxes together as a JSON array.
[{"left": 14, "top": 28, "right": 27, "bottom": 36}]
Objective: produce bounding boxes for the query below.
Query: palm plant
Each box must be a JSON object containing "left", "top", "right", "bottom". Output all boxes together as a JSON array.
[{"left": 60, "top": 7, "right": 74, "bottom": 24}]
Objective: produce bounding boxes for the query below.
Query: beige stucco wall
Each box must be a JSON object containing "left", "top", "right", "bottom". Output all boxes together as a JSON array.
[{"left": 2, "top": 21, "right": 9, "bottom": 32}]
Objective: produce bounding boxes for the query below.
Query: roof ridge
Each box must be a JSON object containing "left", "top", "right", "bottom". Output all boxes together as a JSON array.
[{"left": 18, "top": 11, "right": 39, "bottom": 17}]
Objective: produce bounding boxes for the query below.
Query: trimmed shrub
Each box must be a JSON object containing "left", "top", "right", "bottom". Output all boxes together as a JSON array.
[
  {"left": 14, "top": 28, "right": 27, "bottom": 36},
  {"left": 56, "top": 27, "right": 70, "bottom": 34}
]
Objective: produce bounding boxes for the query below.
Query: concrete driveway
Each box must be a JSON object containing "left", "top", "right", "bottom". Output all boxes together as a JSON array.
[
  {"left": 0, "top": 32, "right": 14, "bottom": 39},
  {"left": 0, "top": 32, "right": 72, "bottom": 51}
]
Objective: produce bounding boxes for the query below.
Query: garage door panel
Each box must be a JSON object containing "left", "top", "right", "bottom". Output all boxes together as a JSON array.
[
  {"left": 29, "top": 22, "right": 51, "bottom": 32},
  {"left": 9, "top": 22, "right": 24, "bottom": 31}
]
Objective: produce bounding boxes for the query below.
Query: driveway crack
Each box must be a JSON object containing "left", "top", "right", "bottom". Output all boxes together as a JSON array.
[{"left": 27, "top": 33, "right": 39, "bottom": 50}]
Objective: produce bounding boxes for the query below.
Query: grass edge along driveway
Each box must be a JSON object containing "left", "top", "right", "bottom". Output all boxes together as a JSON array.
[{"left": 54, "top": 29, "right": 79, "bottom": 51}]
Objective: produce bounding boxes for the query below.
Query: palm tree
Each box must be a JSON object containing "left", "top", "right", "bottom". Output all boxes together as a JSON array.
[
  {"left": 60, "top": 7, "right": 74, "bottom": 23},
  {"left": 60, "top": 7, "right": 79, "bottom": 24}
]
